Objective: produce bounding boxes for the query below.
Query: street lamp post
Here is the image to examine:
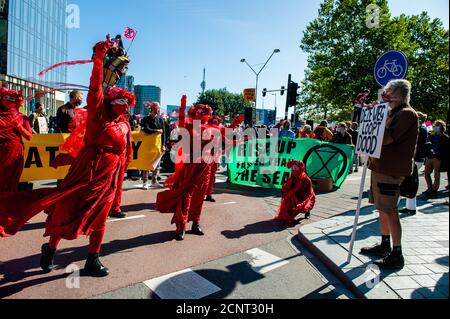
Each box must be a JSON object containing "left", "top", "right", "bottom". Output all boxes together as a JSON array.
[{"left": 241, "top": 49, "right": 280, "bottom": 125}]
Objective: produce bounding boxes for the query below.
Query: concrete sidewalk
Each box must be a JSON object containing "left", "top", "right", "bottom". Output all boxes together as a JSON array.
[{"left": 299, "top": 185, "right": 449, "bottom": 299}]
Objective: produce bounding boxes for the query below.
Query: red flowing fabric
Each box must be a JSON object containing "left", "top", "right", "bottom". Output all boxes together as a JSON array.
[
  {"left": 0, "top": 42, "right": 133, "bottom": 239},
  {"left": 38, "top": 59, "right": 93, "bottom": 77},
  {"left": 0, "top": 110, "right": 32, "bottom": 192},
  {"left": 275, "top": 166, "right": 316, "bottom": 223},
  {"left": 157, "top": 97, "right": 217, "bottom": 231}
]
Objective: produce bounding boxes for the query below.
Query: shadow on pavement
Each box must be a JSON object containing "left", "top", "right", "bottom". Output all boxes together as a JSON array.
[
  {"left": 0, "top": 230, "right": 176, "bottom": 296},
  {"left": 221, "top": 219, "right": 292, "bottom": 239}
]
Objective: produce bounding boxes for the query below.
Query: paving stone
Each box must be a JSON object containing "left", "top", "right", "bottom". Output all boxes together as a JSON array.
[
  {"left": 408, "top": 264, "right": 436, "bottom": 275},
  {"left": 411, "top": 275, "right": 440, "bottom": 288},
  {"left": 414, "top": 287, "right": 447, "bottom": 299},
  {"left": 424, "top": 263, "right": 449, "bottom": 274},
  {"left": 384, "top": 276, "right": 422, "bottom": 290}
]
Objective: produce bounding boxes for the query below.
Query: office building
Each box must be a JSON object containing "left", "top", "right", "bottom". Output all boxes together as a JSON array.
[
  {"left": 134, "top": 85, "right": 161, "bottom": 116},
  {"left": 0, "top": 0, "right": 68, "bottom": 115}
]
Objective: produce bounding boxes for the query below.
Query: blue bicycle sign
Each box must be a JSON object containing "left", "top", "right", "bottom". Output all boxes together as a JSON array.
[{"left": 374, "top": 51, "right": 408, "bottom": 87}]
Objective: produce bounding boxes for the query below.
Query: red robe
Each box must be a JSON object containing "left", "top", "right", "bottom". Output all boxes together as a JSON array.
[
  {"left": 0, "top": 110, "right": 32, "bottom": 192},
  {"left": 157, "top": 102, "right": 218, "bottom": 231},
  {"left": 275, "top": 171, "right": 316, "bottom": 223},
  {"left": 0, "top": 43, "right": 132, "bottom": 239}
]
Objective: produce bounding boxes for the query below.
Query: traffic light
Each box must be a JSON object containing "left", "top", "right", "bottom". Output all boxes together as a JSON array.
[
  {"left": 262, "top": 88, "right": 267, "bottom": 97},
  {"left": 280, "top": 86, "right": 285, "bottom": 96},
  {"left": 286, "top": 81, "right": 299, "bottom": 107}
]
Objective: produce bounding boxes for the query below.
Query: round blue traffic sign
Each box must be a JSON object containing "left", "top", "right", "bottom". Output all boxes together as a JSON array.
[{"left": 374, "top": 50, "right": 408, "bottom": 87}]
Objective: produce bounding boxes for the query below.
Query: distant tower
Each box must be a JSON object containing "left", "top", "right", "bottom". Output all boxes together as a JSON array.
[{"left": 200, "top": 67, "right": 206, "bottom": 94}]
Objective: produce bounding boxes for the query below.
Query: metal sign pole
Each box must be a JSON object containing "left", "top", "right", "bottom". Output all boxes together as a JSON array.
[{"left": 347, "top": 155, "right": 369, "bottom": 263}]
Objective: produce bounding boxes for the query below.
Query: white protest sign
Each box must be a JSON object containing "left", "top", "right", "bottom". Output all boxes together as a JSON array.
[
  {"left": 37, "top": 117, "right": 48, "bottom": 134},
  {"left": 356, "top": 103, "right": 389, "bottom": 159}
]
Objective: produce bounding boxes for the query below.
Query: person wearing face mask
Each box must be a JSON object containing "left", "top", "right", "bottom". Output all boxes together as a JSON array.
[
  {"left": 0, "top": 41, "right": 135, "bottom": 277},
  {"left": 0, "top": 88, "right": 33, "bottom": 192},
  {"left": 141, "top": 102, "right": 166, "bottom": 189},
  {"left": 275, "top": 160, "right": 316, "bottom": 224},
  {"left": 331, "top": 122, "right": 353, "bottom": 145},
  {"left": 56, "top": 90, "right": 84, "bottom": 133},
  {"left": 360, "top": 79, "right": 419, "bottom": 270},
  {"left": 423, "top": 120, "right": 449, "bottom": 197}
]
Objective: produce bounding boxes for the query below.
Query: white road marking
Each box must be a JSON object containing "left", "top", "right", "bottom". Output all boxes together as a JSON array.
[
  {"left": 143, "top": 268, "right": 221, "bottom": 299},
  {"left": 223, "top": 202, "right": 237, "bottom": 205},
  {"left": 107, "top": 215, "right": 146, "bottom": 223},
  {"left": 245, "top": 248, "right": 290, "bottom": 274}
]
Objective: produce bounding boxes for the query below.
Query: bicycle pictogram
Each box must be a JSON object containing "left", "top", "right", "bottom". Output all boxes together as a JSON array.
[{"left": 376, "top": 59, "right": 404, "bottom": 79}]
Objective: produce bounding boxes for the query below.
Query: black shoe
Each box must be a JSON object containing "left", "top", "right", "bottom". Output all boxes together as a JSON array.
[
  {"left": 399, "top": 208, "right": 416, "bottom": 215},
  {"left": 205, "top": 195, "right": 216, "bottom": 202},
  {"left": 109, "top": 211, "right": 127, "bottom": 218},
  {"left": 175, "top": 230, "right": 185, "bottom": 241},
  {"left": 84, "top": 254, "right": 109, "bottom": 277},
  {"left": 191, "top": 223, "right": 205, "bottom": 236},
  {"left": 360, "top": 244, "right": 391, "bottom": 257},
  {"left": 373, "top": 252, "right": 405, "bottom": 269},
  {"left": 304, "top": 212, "right": 311, "bottom": 219},
  {"left": 40, "top": 243, "right": 56, "bottom": 273}
]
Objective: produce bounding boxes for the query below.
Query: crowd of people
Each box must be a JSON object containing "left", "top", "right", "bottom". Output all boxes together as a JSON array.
[{"left": 0, "top": 36, "right": 448, "bottom": 277}]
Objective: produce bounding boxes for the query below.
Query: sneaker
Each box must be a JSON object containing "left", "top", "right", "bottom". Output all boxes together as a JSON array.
[
  {"left": 142, "top": 182, "right": 150, "bottom": 190},
  {"left": 151, "top": 182, "right": 164, "bottom": 188},
  {"left": 373, "top": 252, "right": 405, "bottom": 269},
  {"left": 399, "top": 208, "right": 416, "bottom": 215},
  {"left": 205, "top": 195, "right": 216, "bottom": 202},
  {"left": 360, "top": 244, "right": 391, "bottom": 257}
]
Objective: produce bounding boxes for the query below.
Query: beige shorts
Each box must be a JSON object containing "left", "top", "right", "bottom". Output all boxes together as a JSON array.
[{"left": 369, "top": 171, "right": 405, "bottom": 214}]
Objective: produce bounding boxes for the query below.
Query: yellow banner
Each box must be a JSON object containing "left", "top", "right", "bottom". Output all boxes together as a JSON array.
[{"left": 20, "top": 132, "right": 162, "bottom": 182}]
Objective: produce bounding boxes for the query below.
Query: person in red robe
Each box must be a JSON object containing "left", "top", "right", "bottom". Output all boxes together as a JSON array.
[
  {"left": 0, "top": 40, "right": 135, "bottom": 277},
  {"left": 275, "top": 160, "right": 316, "bottom": 224},
  {"left": 205, "top": 115, "right": 223, "bottom": 202},
  {"left": 0, "top": 88, "right": 32, "bottom": 192},
  {"left": 156, "top": 97, "right": 219, "bottom": 240}
]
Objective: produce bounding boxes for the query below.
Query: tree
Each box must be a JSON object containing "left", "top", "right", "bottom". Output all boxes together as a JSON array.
[
  {"left": 299, "top": 0, "right": 449, "bottom": 122},
  {"left": 196, "top": 88, "right": 252, "bottom": 118}
]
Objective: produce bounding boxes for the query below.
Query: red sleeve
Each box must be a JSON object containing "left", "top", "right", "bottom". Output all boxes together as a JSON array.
[
  {"left": 126, "top": 122, "right": 133, "bottom": 167},
  {"left": 17, "top": 114, "right": 32, "bottom": 141},
  {"left": 178, "top": 95, "right": 187, "bottom": 128},
  {"left": 86, "top": 42, "right": 109, "bottom": 125}
]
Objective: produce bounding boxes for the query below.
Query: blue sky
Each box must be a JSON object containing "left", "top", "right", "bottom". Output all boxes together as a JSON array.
[{"left": 66, "top": 0, "right": 449, "bottom": 118}]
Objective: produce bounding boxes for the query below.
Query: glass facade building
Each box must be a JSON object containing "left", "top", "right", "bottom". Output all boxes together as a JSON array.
[
  {"left": 134, "top": 85, "right": 161, "bottom": 116},
  {"left": 117, "top": 75, "right": 135, "bottom": 93},
  {"left": 1, "top": 0, "right": 68, "bottom": 115}
]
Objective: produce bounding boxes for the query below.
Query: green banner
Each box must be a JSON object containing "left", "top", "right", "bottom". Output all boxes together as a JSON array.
[{"left": 228, "top": 138, "right": 354, "bottom": 189}]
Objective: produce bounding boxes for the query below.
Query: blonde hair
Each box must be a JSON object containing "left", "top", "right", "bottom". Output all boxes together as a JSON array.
[{"left": 385, "top": 79, "right": 411, "bottom": 105}]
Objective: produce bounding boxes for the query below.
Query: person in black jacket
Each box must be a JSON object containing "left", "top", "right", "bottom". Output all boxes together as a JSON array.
[
  {"left": 423, "top": 120, "right": 449, "bottom": 197},
  {"left": 400, "top": 112, "right": 428, "bottom": 214},
  {"left": 141, "top": 102, "right": 166, "bottom": 189}
]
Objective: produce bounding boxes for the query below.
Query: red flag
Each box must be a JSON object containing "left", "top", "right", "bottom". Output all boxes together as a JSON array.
[{"left": 123, "top": 27, "right": 138, "bottom": 41}]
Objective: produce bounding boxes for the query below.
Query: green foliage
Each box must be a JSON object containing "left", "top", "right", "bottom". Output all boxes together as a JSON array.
[
  {"left": 299, "top": 0, "right": 449, "bottom": 122},
  {"left": 196, "top": 88, "right": 252, "bottom": 118}
]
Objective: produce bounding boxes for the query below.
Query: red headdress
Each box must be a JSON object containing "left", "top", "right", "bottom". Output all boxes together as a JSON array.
[
  {"left": 209, "top": 115, "right": 223, "bottom": 126},
  {"left": 104, "top": 87, "right": 136, "bottom": 107},
  {"left": 188, "top": 104, "right": 213, "bottom": 122},
  {"left": 287, "top": 160, "right": 306, "bottom": 173},
  {"left": 0, "top": 88, "right": 23, "bottom": 110}
]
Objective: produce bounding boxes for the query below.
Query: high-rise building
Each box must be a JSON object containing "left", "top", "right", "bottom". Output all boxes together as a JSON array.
[
  {"left": 134, "top": 85, "right": 161, "bottom": 116},
  {"left": 117, "top": 75, "right": 134, "bottom": 93},
  {"left": 0, "top": 0, "right": 68, "bottom": 115}
]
